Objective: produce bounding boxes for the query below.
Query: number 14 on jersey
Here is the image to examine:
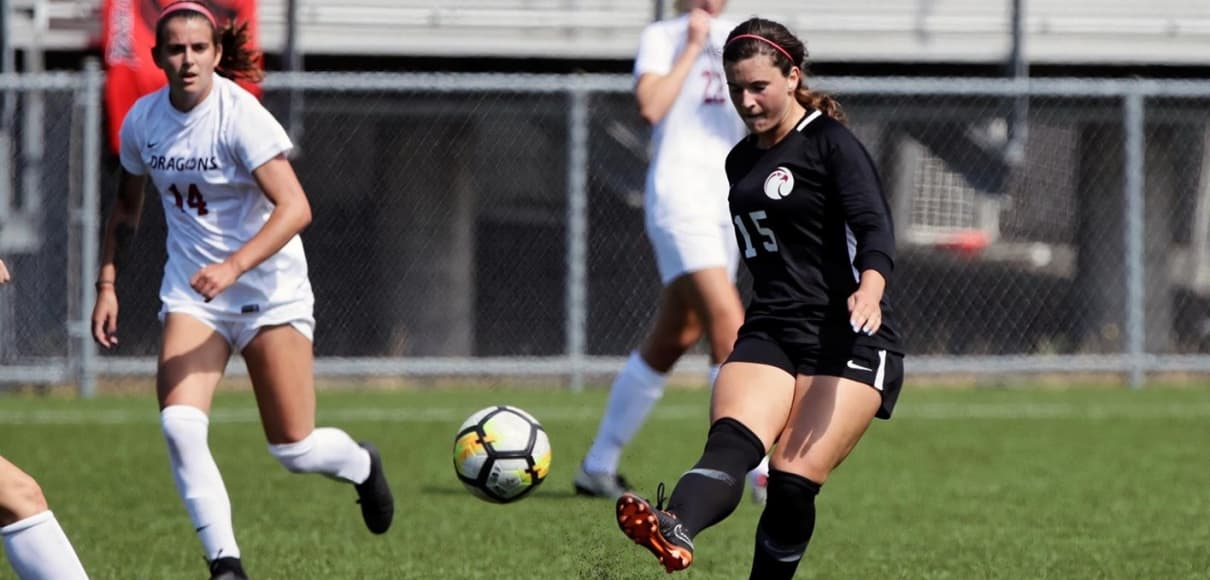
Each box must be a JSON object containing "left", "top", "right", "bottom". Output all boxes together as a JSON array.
[{"left": 168, "top": 183, "right": 210, "bottom": 216}]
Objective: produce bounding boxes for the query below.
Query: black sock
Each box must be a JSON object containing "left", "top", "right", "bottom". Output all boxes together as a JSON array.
[
  {"left": 749, "top": 470, "right": 822, "bottom": 580},
  {"left": 665, "top": 417, "right": 765, "bottom": 537}
]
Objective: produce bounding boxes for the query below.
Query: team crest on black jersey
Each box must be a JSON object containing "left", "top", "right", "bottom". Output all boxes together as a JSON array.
[{"left": 764, "top": 166, "right": 795, "bottom": 200}]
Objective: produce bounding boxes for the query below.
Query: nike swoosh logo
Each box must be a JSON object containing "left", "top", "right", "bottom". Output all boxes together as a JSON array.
[
  {"left": 670, "top": 524, "right": 695, "bottom": 549},
  {"left": 147, "top": 142, "right": 158, "bottom": 149},
  {"left": 846, "top": 360, "right": 873, "bottom": 372}
]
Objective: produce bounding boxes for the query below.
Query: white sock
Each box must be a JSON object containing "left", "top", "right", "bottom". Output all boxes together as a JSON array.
[
  {"left": 749, "top": 455, "right": 770, "bottom": 482},
  {"left": 708, "top": 364, "right": 721, "bottom": 389},
  {"left": 2, "top": 510, "right": 88, "bottom": 580},
  {"left": 161, "top": 405, "right": 239, "bottom": 562},
  {"left": 582, "top": 351, "right": 667, "bottom": 475},
  {"left": 267, "top": 428, "right": 371, "bottom": 484}
]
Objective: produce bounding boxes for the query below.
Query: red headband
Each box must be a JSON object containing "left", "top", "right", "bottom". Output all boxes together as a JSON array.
[
  {"left": 157, "top": 1, "right": 217, "bottom": 28},
  {"left": 726, "top": 34, "right": 795, "bottom": 65}
]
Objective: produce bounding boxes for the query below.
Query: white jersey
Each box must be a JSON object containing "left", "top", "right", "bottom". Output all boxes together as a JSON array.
[
  {"left": 634, "top": 13, "right": 747, "bottom": 228},
  {"left": 119, "top": 76, "right": 313, "bottom": 321}
]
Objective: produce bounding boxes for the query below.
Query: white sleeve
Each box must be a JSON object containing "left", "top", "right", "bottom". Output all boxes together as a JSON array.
[
  {"left": 229, "top": 96, "right": 293, "bottom": 172},
  {"left": 117, "top": 103, "right": 147, "bottom": 175},
  {"left": 634, "top": 23, "right": 674, "bottom": 80}
]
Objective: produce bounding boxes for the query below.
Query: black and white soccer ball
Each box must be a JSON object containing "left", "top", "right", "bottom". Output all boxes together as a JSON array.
[{"left": 452, "top": 405, "right": 551, "bottom": 503}]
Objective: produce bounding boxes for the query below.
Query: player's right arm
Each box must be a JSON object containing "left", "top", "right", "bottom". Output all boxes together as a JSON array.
[
  {"left": 91, "top": 168, "right": 147, "bottom": 348},
  {"left": 635, "top": 9, "right": 711, "bottom": 125},
  {"left": 0, "top": 258, "right": 9, "bottom": 285}
]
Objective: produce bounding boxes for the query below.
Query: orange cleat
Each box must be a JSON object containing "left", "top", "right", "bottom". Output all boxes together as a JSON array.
[{"left": 615, "top": 486, "right": 694, "bottom": 573}]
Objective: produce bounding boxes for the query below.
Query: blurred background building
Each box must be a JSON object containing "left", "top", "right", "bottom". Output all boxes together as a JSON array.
[{"left": 7, "top": 0, "right": 1209, "bottom": 67}]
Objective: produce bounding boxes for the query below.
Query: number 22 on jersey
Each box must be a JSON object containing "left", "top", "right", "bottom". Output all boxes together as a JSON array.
[
  {"left": 168, "top": 183, "right": 210, "bottom": 216},
  {"left": 734, "top": 210, "right": 778, "bottom": 257},
  {"left": 702, "top": 70, "right": 727, "bottom": 104}
]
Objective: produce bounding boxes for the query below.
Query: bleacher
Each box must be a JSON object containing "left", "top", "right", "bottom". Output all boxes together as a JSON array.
[
  {"left": 257, "top": 0, "right": 654, "bottom": 58},
  {"left": 8, "top": 0, "right": 1210, "bottom": 64}
]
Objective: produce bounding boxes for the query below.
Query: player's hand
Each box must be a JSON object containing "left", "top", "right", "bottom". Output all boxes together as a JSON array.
[
  {"left": 190, "top": 261, "right": 242, "bottom": 302},
  {"left": 848, "top": 271, "right": 886, "bottom": 336},
  {"left": 0, "top": 259, "right": 10, "bottom": 285},
  {"left": 92, "top": 287, "right": 120, "bottom": 348},
  {"left": 686, "top": 8, "right": 711, "bottom": 49}
]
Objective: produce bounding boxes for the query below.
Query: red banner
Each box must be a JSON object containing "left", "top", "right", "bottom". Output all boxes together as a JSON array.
[{"left": 102, "top": 0, "right": 261, "bottom": 153}]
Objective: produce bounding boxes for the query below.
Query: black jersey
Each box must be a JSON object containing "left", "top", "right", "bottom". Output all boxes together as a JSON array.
[{"left": 725, "top": 110, "right": 901, "bottom": 353}]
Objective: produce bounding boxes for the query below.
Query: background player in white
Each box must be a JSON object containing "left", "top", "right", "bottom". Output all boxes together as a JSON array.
[
  {"left": 0, "top": 260, "right": 89, "bottom": 580},
  {"left": 90, "top": 3, "right": 393, "bottom": 578},
  {"left": 576, "top": 0, "right": 770, "bottom": 502}
]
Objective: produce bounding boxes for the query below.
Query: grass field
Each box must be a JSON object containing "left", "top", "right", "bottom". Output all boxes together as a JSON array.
[{"left": 2, "top": 385, "right": 1210, "bottom": 579}]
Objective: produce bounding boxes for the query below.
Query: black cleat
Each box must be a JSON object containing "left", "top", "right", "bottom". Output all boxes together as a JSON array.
[
  {"left": 208, "top": 556, "right": 248, "bottom": 580},
  {"left": 616, "top": 483, "right": 694, "bottom": 573},
  {"left": 355, "top": 441, "right": 394, "bottom": 534}
]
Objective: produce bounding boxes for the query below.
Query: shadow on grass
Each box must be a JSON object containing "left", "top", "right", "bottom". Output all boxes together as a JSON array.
[{"left": 420, "top": 484, "right": 595, "bottom": 500}]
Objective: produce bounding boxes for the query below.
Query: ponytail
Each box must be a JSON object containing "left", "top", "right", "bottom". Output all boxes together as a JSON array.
[
  {"left": 795, "top": 86, "right": 846, "bottom": 123},
  {"left": 216, "top": 21, "right": 263, "bottom": 83}
]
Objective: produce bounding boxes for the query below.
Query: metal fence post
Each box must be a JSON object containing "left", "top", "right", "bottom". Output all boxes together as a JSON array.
[
  {"left": 78, "top": 61, "right": 102, "bottom": 398},
  {"left": 1122, "top": 92, "right": 1146, "bottom": 389},
  {"left": 565, "top": 88, "right": 589, "bottom": 392}
]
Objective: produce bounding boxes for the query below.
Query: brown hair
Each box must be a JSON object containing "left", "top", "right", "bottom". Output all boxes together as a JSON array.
[
  {"left": 154, "top": 2, "right": 263, "bottom": 83},
  {"left": 723, "top": 18, "right": 845, "bottom": 123}
]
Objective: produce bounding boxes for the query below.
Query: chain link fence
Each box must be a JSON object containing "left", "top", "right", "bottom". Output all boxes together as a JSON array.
[
  {"left": 3, "top": 71, "right": 1210, "bottom": 393},
  {"left": 0, "top": 67, "right": 102, "bottom": 387}
]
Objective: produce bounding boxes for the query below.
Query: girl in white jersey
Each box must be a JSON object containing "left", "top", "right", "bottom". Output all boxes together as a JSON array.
[
  {"left": 90, "top": 3, "right": 393, "bottom": 578},
  {"left": 576, "top": 0, "right": 770, "bottom": 502},
  {"left": 0, "top": 261, "right": 89, "bottom": 580}
]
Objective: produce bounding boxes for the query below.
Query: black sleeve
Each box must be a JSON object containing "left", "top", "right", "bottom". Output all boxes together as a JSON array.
[
  {"left": 824, "top": 125, "right": 896, "bottom": 279},
  {"left": 724, "top": 142, "right": 742, "bottom": 187}
]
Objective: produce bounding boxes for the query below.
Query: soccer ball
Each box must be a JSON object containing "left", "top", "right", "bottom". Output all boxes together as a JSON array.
[{"left": 452, "top": 405, "right": 551, "bottom": 503}]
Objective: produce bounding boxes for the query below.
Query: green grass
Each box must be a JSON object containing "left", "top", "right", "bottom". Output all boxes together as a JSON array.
[{"left": 3, "top": 386, "right": 1210, "bottom": 579}]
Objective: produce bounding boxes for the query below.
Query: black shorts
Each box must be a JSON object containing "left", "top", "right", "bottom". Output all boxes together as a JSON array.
[{"left": 726, "top": 334, "right": 905, "bottom": 420}]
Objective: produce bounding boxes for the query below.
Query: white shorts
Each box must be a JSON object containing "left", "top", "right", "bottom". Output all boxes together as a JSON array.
[
  {"left": 645, "top": 217, "right": 739, "bottom": 285},
  {"left": 159, "top": 304, "right": 315, "bottom": 353}
]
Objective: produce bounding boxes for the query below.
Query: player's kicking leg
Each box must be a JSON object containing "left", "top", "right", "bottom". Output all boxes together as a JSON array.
[{"left": 242, "top": 323, "right": 394, "bottom": 535}]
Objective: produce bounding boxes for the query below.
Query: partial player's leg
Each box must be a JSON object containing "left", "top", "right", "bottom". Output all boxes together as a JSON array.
[
  {"left": 156, "top": 313, "right": 244, "bottom": 578},
  {"left": 617, "top": 357, "right": 794, "bottom": 573},
  {"left": 678, "top": 264, "right": 771, "bottom": 504},
  {"left": 0, "top": 457, "right": 47, "bottom": 527},
  {"left": 639, "top": 271, "right": 713, "bottom": 370},
  {"left": 577, "top": 275, "right": 705, "bottom": 498},
  {"left": 682, "top": 265, "right": 744, "bottom": 368},
  {"left": 241, "top": 323, "right": 393, "bottom": 534},
  {"left": 749, "top": 374, "right": 882, "bottom": 580},
  {"left": 662, "top": 360, "right": 792, "bottom": 533},
  {"left": 0, "top": 457, "right": 88, "bottom": 580}
]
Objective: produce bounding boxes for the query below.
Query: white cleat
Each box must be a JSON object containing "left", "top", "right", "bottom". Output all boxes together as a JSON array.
[
  {"left": 749, "top": 470, "right": 769, "bottom": 506},
  {"left": 574, "top": 465, "right": 632, "bottom": 499}
]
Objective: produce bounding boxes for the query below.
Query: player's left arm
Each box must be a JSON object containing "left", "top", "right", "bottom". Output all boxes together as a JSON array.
[
  {"left": 0, "top": 258, "right": 9, "bottom": 285},
  {"left": 826, "top": 128, "right": 896, "bottom": 335},
  {"left": 189, "top": 155, "right": 311, "bottom": 301}
]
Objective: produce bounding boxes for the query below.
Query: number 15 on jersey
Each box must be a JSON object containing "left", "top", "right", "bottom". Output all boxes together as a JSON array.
[{"left": 734, "top": 210, "right": 778, "bottom": 257}]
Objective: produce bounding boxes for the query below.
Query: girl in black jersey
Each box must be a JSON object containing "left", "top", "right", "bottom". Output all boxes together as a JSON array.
[{"left": 615, "top": 17, "right": 905, "bottom": 579}]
